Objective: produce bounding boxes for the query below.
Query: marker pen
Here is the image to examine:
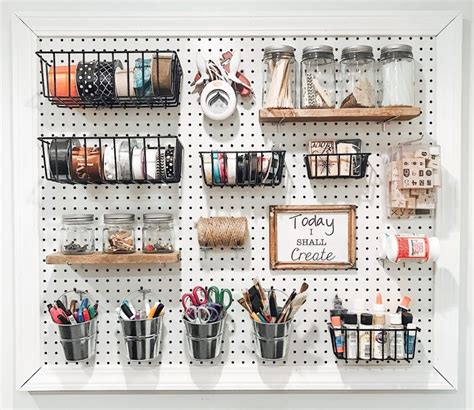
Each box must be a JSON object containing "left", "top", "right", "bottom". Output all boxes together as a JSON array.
[
  {"left": 154, "top": 303, "right": 165, "bottom": 318},
  {"left": 116, "top": 306, "right": 129, "bottom": 320},
  {"left": 83, "top": 307, "right": 90, "bottom": 322},
  {"left": 147, "top": 302, "right": 158, "bottom": 319},
  {"left": 405, "top": 323, "right": 417, "bottom": 357},
  {"left": 120, "top": 302, "right": 134, "bottom": 319},
  {"left": 124, "top": 300, "right": 136, "bottom": 317},
  {"left": 88, "top": 305, "right": 95, "bottom": 320},
  {"left": 48, "top": 304, "right": 62, "bottom": 324}
]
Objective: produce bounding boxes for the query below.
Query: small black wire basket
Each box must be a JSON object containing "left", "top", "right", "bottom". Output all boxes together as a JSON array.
[
  {"left": 36, "top": 50, "right": 183, "bottom": 108},
  {"left": 327, "top": 323, "right": 420, "bottom": 363},
  {"left": 39, "top": 136, "right": 183, "bottom": 184},
  {"left": 304, "top": 153, "right": 370, "bottom": 179},
  {"left": 199, "top": 150, "right": 286, "bottom": 187}
]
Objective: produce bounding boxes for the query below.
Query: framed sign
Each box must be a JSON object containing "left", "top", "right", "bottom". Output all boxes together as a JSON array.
[{"left": 269, "top": 205, "right": 356, "bottom": 270}]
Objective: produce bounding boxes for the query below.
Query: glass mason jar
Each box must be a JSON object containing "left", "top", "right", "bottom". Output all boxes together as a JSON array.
[
  {"left": 60, "top": 214, "right": 95, "bottom": 254},
  {"left": 340, "top": 45, "right": 376, "bottom": 108},
  {"left": 103, "top": 213, "right": 136, "bottom": 254},
  {"left": 262, "top": 45, "right": 297, "bottom": 109},
  {"left": 380, "top": 44, "right": 415, "bottom": 107},
  {"left": 300, "top": 45, "right": 336, "bottom": 108},
  {"left": 142, "top": 213, "right": 175, "bottom": 253}
]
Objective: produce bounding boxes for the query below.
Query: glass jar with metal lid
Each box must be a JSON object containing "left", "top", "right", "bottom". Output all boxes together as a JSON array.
[
  {"left": 60, "top": 214, "right": 95, "bottom": 254},
  {"left": 262, "top": 45, "right": 297, "bottom": 109},
  {"left": 300, "top": 45, "right": 336, "bottom": 109},
  {"left": 103, "top": 213, "right": 136, "bottom": 254},
  {"left": 340, "top": 45, "right": 376, "bottom": 108},
  {"left": 142, "top": 213, "right": 175, "bottom": 253},
  {"left": 380, "top": 44, "right": 415, "bottom": 107}
]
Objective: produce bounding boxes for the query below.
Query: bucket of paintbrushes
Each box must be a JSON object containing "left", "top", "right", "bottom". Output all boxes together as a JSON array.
[{"left": 239, "top": 280, "right": 308, "bottom": 361}]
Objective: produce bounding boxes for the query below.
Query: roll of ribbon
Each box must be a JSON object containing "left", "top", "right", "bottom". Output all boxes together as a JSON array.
[
  {"left": 134, "top": 58, "right": 153, "bottom": 97},
  {"left": 152, "top": 54, "right": 173, "bottom": 97},
  {"left": 48, "top": 138, "right": 79, "bottom": 181},
  {"left": 226, "top": 153, "right": 237, "bottom": 185},
  {"left": 378, "top": 234, "right": 440, "bottom": 263},
  {"left": 144, "top": 147, "right": 157, "bottom": 180},
  {"left": 76, "top": 61, "right": 98, "bottom": 103},
  {"left": 132, "top": 145, "right": 145, "bottom": 180},
  {"left": 164, "top": 146, "right": 176, "bottom": 180},
  {"left": 118, "top": 139, "right": 137, "bottom": 180},
  {"left": 70, "top": 146, "right": 102, "bottom": 182},
  {"left": 47, "top": 66, "right": 78, "bottom": 100},
  {"left": 102, "top": 143, "right": 118, "bottom": 181},
  {"left": 115, "top": 67, "right": 135, "bottom": 97},
  {"left": 95, "top": 60, "right": 122, "bottom": 103}
]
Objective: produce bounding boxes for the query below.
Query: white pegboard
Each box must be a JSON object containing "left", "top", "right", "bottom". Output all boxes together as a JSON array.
[{"left": 38, "top": 35, "right": 435, "bottom": 369}]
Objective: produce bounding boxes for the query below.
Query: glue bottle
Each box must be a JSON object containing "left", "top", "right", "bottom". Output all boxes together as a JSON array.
[{"left": 372, "top": 292, "right": 387, "bottom": 360}]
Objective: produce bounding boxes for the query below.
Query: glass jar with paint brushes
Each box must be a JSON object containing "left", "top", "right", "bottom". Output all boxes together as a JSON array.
[
  {"left": 117, "top": 288, "right": 165, "bottom": 361},
  {"left": 239, "top": 278, "right": 309, "bottom": 360},
  {"left": 47, "top": 289, "right": 98, "bottom": 361}
]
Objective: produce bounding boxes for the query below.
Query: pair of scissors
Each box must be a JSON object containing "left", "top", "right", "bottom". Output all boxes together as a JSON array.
[
  {"left": 184, "top": 305, "right": 219, "bottom": 324},
  {"left": 181, "top": 286, "right": 208, "bottom": 310},
  {"left": 207, "top": 286, "right": 233, "bottom": 310}
]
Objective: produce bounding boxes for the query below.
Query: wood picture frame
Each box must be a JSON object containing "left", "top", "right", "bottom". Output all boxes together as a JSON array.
[{"left": 269, "top": 205, "right": 357, "bottom": 270}]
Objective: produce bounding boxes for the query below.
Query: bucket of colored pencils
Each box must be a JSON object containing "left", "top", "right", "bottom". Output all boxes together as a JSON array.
[
  {"left": 117, "top": 289, "right": 165, "bottom": 361},
  {"left": 49, "top": 289, "right": 98, "bottom": 362},
  {"left": 239, "top": 278, "right": 309, "bottom": 360}
]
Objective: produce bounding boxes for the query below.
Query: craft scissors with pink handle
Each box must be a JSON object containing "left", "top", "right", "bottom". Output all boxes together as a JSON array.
[{"left": 181, "top": 286, "right": 208, "bottom": 310}]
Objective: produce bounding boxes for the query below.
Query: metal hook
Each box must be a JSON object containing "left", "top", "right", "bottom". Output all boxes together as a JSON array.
[
  {"left": 381, "top": 115, "right": 400, "bottom": 132},
  {"left": 399, "top": 133, "right": 424, "bottom": 146}
]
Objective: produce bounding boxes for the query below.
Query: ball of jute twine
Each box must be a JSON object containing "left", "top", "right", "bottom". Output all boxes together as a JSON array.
[{"left": 197, "top": 217, "right": 248, "bottom": 248}]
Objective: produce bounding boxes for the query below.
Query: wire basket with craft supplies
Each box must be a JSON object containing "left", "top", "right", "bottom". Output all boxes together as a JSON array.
[
  {"left": 239, "top": 278, "right": 308, "bottom": 360},
  {"left": 37, "top": 50, "right": 183, "bottom": 108},
  {"left": 328, "top": 294, "right": 420, "bottom": 362},
  {"left": 117, "top": 289, "right": 165, "bottom": 361},
  {"left": 181, "top": 285, "right": 233, "bottom": 361},
  {"left": 47, "top": 289, "right": 99, "bottom": 362},
  {"left": 200, "top": 150, "right": 286, "bottom": 187}
]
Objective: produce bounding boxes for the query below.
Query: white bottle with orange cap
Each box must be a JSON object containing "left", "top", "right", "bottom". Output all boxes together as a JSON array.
[{"left": 372, "top": 292, "right": 387, "bottom": 360}]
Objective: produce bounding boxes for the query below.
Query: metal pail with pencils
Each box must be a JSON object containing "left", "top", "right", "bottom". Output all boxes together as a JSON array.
[
  {"left": 184, "top": 315, "right": 226, "bottom": 360},
  {"left": 252, "top": 320, "right": 292, "bottom": 360},
  {"left": 118, "top": 289, "right": 164, "bottom": 361},
  {"left": 56, "top": 290, "right": 98, "bottom": 361}
]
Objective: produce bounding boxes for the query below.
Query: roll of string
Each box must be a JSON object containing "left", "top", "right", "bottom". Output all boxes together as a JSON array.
[{"left": 197, "top": 217, "right": 248, "bottom": 248}]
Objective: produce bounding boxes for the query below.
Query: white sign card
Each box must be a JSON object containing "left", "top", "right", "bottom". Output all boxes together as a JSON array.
[{"left": 269, "top": 205, "right": 356, "bottom": 270}]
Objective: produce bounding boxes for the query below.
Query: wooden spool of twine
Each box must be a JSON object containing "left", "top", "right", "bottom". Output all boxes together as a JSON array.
[{"left": 197, "top": 217, "right": 248, "bottom": 248}]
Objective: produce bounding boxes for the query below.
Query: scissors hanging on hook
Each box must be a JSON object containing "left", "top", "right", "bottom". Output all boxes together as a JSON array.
[
  {"left": 207, "top": 286, "right": 233, "bottom": 311},
  {"left": 184, "top": 305, "right": 220, "bottom": 324},
  {"left": 181, "top": 286, "right": 208, "bottom": 310}
]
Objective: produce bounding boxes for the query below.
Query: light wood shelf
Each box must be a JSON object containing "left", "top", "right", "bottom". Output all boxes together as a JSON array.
[
  {"left": 45, "top": 251, "right": 180, "bottom": 265},
  {"left": 259, "top": 106, "right": 421, "bottom": 123}
]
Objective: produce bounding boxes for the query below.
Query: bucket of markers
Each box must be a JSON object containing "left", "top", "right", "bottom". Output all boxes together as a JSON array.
[
  {"left": 117, "top": 289, "right": 164, "bottom": 361},
  {"left": 181, "top": 285, "right": 232, "bottom": 360},
  {"left": 49, "top": 289, "right": 98, "bottom": 362}
]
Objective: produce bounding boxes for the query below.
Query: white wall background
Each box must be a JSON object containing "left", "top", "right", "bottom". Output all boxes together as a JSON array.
[{"left": 0, "top": 0, "right": 472, "bottom": 409}]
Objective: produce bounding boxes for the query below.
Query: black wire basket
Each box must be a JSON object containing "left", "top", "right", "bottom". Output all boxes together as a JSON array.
[
  {"left": 199, "top": 150, "right": 286, "bottom": 187},
  {"left": 36, "top": 50, "right": 182, "bottom": 108},
  {"left": 304, "top": 153, "right": 370, "bottom": 179},
  {"left": 327, "top": 323, "right": 420, "bottom": 362},
  {"left": 39, "top": 136, "right": 183, "bottom": 184}
]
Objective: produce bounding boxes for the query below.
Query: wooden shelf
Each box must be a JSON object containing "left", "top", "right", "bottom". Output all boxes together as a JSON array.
[
  {"left": 259, "top": 106, "right": 421, "bottom": 123},
  {"left": 45, "top": 252, "right": 180, "bottom": 265}
]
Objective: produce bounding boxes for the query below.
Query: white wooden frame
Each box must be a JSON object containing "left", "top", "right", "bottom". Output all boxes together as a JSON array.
[{"left": 11, "top": 9, "right": 462, "bottom": 391}]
